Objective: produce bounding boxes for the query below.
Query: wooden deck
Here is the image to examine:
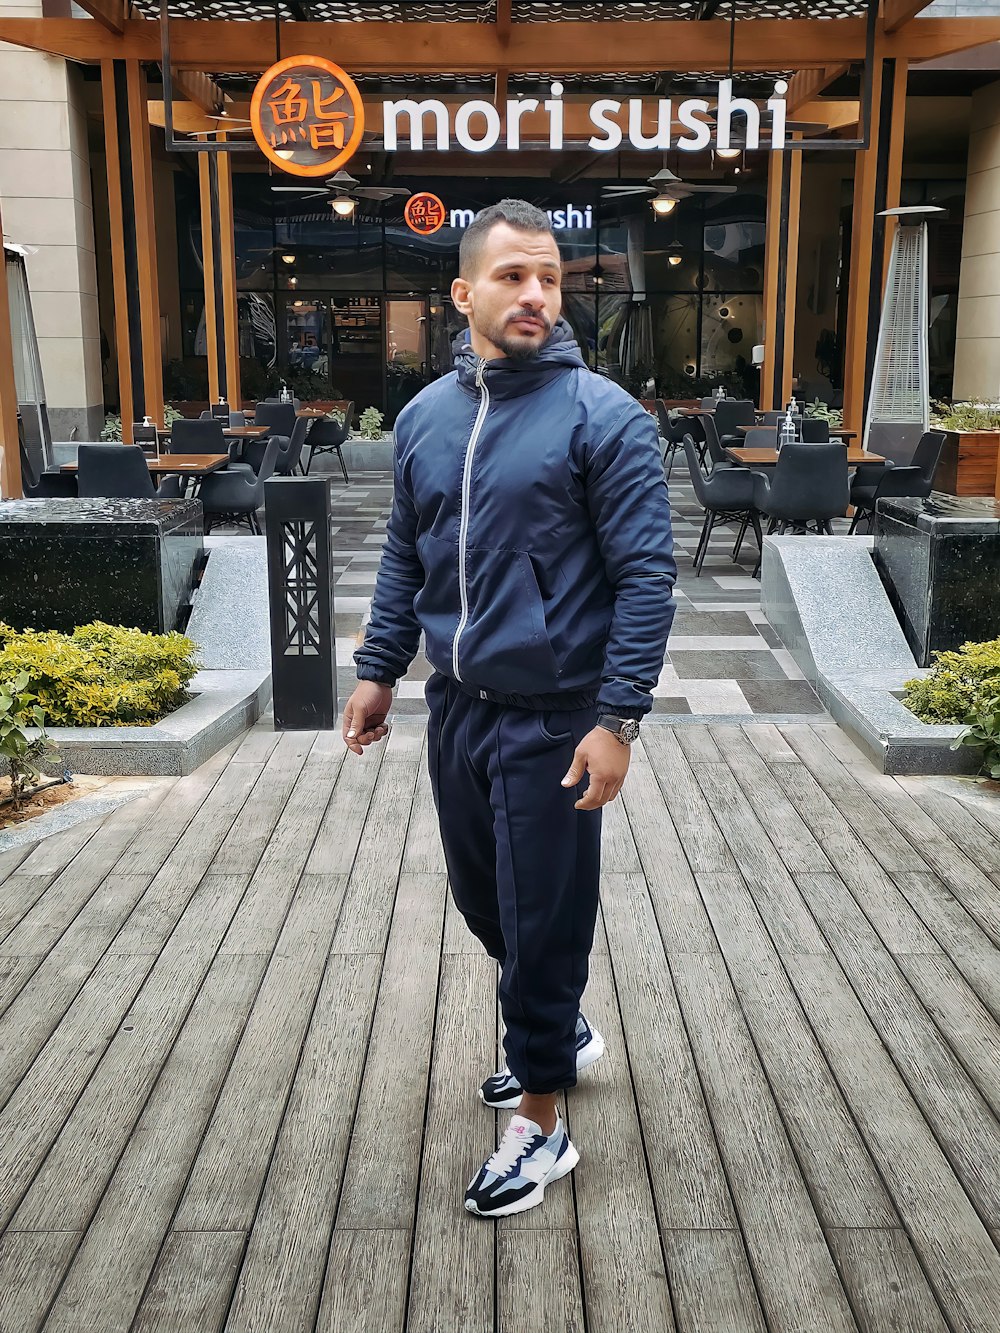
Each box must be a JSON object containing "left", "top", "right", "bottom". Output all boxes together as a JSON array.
[{"left": 1, "top": 718, "right": 1000, "bottom": 1333}]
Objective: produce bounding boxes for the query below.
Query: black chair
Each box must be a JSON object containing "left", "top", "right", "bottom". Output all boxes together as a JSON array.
[
  {"left": 751, "top": 442, "right": 850, "bottom": 561},
  {"left": 253, "top": 402, "right": 297, "bottom": 437},
  {"left": 655, "top": 401, "right": 688, "bottom": 479},
  {"left": 264, "top": 394, "right": 302, "bottom": 411},
  {"left": 742, "top": 426, "right": 778, "bottom": 449},
  {"left": 801, "top": 418, "right": 830, "bottom": 443},
  {"left": 848, "top": 429, "right": 947, "bottom": 534},
  {"left": 19, "top": 436, "right": 77, "bottom": 497},
  {"left": 701, "top": 414, "right": 737, "bottom": 472},
  {"left": 304, "top": 406, "right": 353, "bottom": 482},
  {"left": 169, "top": 418, "right": 227, "bottom": 455},
  {"left": 77, "top": 444, "right": 182, "bottom": 499},
  {"left": 713, "top": 399, "right": 756, "bottom": 446},
  {"left": 230, "top": 416, "right": 305, "bottom": 478},
  {"left": 683, "top": 437, "right": 761, "bottom": 576},
  {"left": 197, "top": 433, "right": 283, "bottom": 534}
]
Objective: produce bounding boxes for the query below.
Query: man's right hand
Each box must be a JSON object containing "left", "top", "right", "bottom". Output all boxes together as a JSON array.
[{"left": 343, "top": 681, "right": 394, "bottom": 756}]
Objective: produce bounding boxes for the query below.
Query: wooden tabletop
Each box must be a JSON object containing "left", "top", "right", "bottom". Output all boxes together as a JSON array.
[
  {"left": 726, "top": 445, "right": 885, "bottom": 467},
  {"left": 676, "top": 407, "right": 714, "bottom": 416},
  {"left": 735, "top": 424, "right": 859, "bottom": 441},
  {"left": 154, "top": 425, "right": 267, "bottom": 440},
  {"left": 62, "top": 453, "right": 230, "bottom": 476}
]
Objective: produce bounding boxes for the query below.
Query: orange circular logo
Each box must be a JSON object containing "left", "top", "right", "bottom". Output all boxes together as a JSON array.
[
  {"left": 251, "top": 55, "right": 365, "bottom": 178},
  {"left": 404, "top": 192, "right": 447, "bottom": 236}
]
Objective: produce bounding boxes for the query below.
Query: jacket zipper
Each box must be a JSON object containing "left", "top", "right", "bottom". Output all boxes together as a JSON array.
[{"left": 452, "top": 357, "right": 489, "bottom": 682}]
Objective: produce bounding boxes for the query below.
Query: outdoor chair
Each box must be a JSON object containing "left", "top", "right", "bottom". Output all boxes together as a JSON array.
[
  {"left": 701, "top": 414, "right": 736, "bottom": 472},
  {"left": 76, "top": 444, "right": 182, "bottom": 499},
  {"left": 741, "top": 426, "right": 778, "bottom": 449},
  {"left": 713, "top": 399, "right": 756, "bottom": 446},
  {"left": 168, "top": 418, "right": 228, "bottom": 455},
  {"left": 801, "top": 417, "right": 830, "bottom": 442},
  {"left": 848, "top": 429, "right": 946, "bottom": 534},
  {"left": 683, "top": 436, "right": 761, "bottom": 575},
  {"left": 19, "top": 436, "right": 76, "bottom": 497},
  {"left": 253, "top": 402, "right": 297, "bottom": 437},
  {"left": 655, "top": 401, "right": 688, "bottom": 479},
  {"left": 230, "top": 417, "right": 305, "bottom": 478},
  {"left": 750, "top": 442, "right": 850, "bottom": 574},
  {"left": 304, "top": 407, "right": 353, "bottom": 482},
  {"left": 197, "top": 433, "right": 283, "bottom": 534},
  {"left": 229, "top": 411, "right": 246, "bottom": 427},
  {"left": 699, "top": 396, "right": 718, "bottom": 409},
  {"left": 264, "top": 395, "right": 302, "bottom": 411}
]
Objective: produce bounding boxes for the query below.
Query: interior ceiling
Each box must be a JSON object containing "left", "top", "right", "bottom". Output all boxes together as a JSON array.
[{"left": 129, "top": 0, "right": 871, "bottom": 21}]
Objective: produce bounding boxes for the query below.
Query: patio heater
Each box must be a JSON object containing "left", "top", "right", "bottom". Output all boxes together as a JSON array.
[
  {"left": 864, "top": 205, "right": 945, "bottom": 464},
  {"left": 5, "top": 243, "right": 53, "bottom": 477}
]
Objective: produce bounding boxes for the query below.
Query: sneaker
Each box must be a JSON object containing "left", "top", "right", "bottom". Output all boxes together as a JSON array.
[
  {"left": 464, "top": 1114, "right": 579, "bottom": 1218},
  {"left": 478, "top": 1013, "right": 605, "bottom": 1109}
]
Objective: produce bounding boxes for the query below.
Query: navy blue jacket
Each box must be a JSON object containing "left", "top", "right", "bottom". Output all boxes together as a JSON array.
[{"left": 355, "top": 319, "right": 676, "bottom": 717}]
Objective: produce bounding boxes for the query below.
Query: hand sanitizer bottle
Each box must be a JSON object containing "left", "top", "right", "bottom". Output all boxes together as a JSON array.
[{"left": 778, "top": 407, "right": 796, "bottom": 452}]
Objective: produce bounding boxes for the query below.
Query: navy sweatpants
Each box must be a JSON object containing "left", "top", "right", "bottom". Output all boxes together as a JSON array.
[{"left": 425, "top": 672, "right": 602, "bottom": 1095}]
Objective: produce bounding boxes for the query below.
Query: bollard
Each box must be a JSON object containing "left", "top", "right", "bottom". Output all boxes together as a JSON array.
[{"left": 264, "top": 476, "right": 338, "bottom": 729}]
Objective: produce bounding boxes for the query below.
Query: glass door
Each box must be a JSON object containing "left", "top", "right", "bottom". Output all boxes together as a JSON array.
[
  {"left": 385, "top": 299, "right": 429, "bottom": 425},
  {"left": 331, "top": 295, "right": 383, "bottom": 415},
  {"left": 284, "top": 296, "right": 330, "bottom": 398}
]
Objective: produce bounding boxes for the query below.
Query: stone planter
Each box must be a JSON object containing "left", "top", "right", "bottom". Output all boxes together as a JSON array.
[
  {"left": 342, "top": 432, "right": 394, "bottom": 471},
  {"left": 933, "top": 429, "right": 1000, "bottom": 497}
]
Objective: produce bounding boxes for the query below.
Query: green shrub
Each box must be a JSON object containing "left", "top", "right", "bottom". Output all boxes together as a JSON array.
[
  {"left": 0, "top": 623, "right": 199, "bottom": 727},
  {"left": 930, "top": 399, "right": 1000, "bottom": 432},
  {"left": 951, "top": 696, "right": 1000, "bottom": 779},
  {"left": 358, "top": 406, "right": 386, "bottom": 439},
  {"left": 902, "top": 638, "right": 1000, "bottom": 724},
  {"left": 0, "top": 670, "right": 58, "bottom": 805}
]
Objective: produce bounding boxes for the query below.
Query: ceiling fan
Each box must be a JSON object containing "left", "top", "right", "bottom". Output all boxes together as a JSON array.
[
  {"left": 603, "top": 168, "right": 738, "bottom": 203},
  {"left": 270, "top": 170, "right": 412, "bottom": 208}
]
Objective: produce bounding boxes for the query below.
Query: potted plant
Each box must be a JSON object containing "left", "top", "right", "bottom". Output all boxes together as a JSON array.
[
  {"left": 929, "top": 400, "right": 1000, "bottom": 497},
  {"left": 358, "top": 407, "right": 387, "bottom": 440}
]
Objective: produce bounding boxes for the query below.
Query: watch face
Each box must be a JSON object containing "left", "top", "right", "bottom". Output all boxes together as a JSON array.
[{"left": 620, "top": 719, "right": 641, "bottom": 744}]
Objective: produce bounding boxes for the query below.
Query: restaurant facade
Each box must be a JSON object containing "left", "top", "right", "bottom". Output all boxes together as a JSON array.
[{"left": 1, "top": 1, "right": 1000, "bottom": 491}]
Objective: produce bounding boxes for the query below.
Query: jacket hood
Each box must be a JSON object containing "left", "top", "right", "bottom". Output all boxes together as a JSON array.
[{"left": 452, "top": 316, "right": 587, "bottom": 399}]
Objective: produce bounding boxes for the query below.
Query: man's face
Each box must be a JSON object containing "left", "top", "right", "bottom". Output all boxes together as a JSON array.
[{"left": 451, "top": 222, "right": 563, "bottom": 362}]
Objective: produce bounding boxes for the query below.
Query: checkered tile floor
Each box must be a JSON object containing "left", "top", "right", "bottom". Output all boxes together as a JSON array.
[{"left": 322, "top": 469, "right": 827, "bottom": 722}]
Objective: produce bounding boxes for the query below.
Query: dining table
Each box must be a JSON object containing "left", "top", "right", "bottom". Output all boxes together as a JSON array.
[
  {"left": 734, "top": 424, "right": 859, "bottom": 442},
  {"left": 725, "top": 445, "right": 885, "bottom": 468},
  {"left": 62, "top": 453, "right": 231, "bottom": 477}
]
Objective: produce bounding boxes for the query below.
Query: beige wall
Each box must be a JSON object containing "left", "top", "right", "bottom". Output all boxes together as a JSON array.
[
  {"left": 953, "top": 80, "right": 1000, "bottom": 402},
  {"left": 0, "top": 5, "right": 103, "bottom": 438}
]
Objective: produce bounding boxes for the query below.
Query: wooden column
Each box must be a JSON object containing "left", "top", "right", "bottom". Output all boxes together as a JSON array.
[
  {"left": 843, "top": 55, "right": 908, "bottom": 438},
  {"left": 760, "top": 140, "right": 800, "bottom": 412},
  {"left": 216, "top": 140, "right": 242, "bottom": 409},
  {"left": 100, "top": 59, "right": 163, "bottom": 438},
  {"left": 197, "top": 147, "right": 221, "bottom": 403},
  {"left": 0, "top": 230, "right": 22, "bottom": 499}
]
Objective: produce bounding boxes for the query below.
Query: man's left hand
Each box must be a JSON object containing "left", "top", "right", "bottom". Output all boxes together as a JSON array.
[{"left": 561, "top": 727, "right": 632, "bottom": 811}]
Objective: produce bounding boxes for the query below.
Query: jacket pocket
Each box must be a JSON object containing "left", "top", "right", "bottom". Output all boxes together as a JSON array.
[
  {"left": 459, "top": 545, "right": 562, "bottom": 694},
  {"left": 413, "top": 531, "right": 462, "bottom": 673}
]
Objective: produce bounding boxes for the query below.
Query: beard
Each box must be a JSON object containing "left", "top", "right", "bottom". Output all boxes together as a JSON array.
[{"left": 480, "top": 308, "right": 553, "bottom": 362}]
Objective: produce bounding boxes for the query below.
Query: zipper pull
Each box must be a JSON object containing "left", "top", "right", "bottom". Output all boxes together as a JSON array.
[{"left": 475, "top": 357, "right": 487, "bottom": 390}]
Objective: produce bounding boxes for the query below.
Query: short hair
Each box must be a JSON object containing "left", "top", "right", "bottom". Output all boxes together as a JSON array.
[{"left": 459, "top": 199, "right": 555, "bottom": 278}]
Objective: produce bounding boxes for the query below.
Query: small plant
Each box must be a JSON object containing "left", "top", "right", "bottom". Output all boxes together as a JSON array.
[
  {"left": 325, "top": 409, "right": 345, "bottom": 426},
  {"left": 951, "top": 693, "right": 1000, "bottom": 779},
  {"left": 0, "top": 670, "right": 58, "bottom": 807},
  {"left": 902, "top": 638, "right": 1000, "bottom": 725},
  {"left": 358, "top": 407, "right": 385, "bottom": 440},
  {"left": 930, "top": 400, "right": 1000, "bottom": 432},
  {"left": 804, "top": 398, "right": 844, "bottom": 428},
  {"left": 100, "top": 413, "right": 123, "bottom": 442},
  {"left": 0, "top": 622, "right": 199, "bottom": 728}
]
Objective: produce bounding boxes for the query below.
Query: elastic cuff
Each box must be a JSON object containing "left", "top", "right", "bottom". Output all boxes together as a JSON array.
[{"left": 356, "top": 663, "right": 397, "bottom": 687}]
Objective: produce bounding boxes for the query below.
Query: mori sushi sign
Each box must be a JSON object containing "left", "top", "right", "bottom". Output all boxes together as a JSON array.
[{"left": 250, "top": 55, "right": 790, "bottom": 177}]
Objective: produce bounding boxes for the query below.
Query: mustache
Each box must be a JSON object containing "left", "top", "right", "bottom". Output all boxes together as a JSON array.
[{"left": 506, "top": 309, "right": 551, "bottom": 331}]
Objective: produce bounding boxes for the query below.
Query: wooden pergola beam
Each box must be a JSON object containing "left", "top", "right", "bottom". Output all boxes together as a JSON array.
[
  {"left": 495, "top": 0, "right": 511, "bottom": 41},
  {"left": 5, "top": 17, "right": 1000, "bottom": 71},
  {"left": 73, "top": 0, "right": 124, "bottom": 36},
  {"left": 173, "top": 69, "right": 222, "bottom": 113},
  {"left": 785, "top": 65, "right": 850, "bottom": 114},
  {"left": 883, "top": 0, "right": 933, "bottom": 35}
]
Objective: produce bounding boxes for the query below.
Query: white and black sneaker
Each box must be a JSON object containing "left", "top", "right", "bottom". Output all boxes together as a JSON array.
[
  {"left": 464, "top": 1113, "right": 579, "bottom": 1217},
  {"left": 478, "top": 1012, "right": 605, "bottom": 1109}
]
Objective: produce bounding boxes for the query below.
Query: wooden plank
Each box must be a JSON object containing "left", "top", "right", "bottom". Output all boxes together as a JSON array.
[
  {"left": 9, "top": 875, "right": 251, "bottom": 1232},
  {"left": 331, "top": 726, "right": 423, "bottom": 954},
  {"left": 337, "top": 870, "right": 446, "bottom": 1229},
  {"left": 639, "top": 730, "right": 737, "bottom": 874},
  {"left": 0, "top": 1232, "right": 81, "bottom": 1333},
  {"left": 304, "top": 731, "right": 388, "bottom": 874},
  {"left": 620, "top": 743, "right": 718, "bottom": 954},
  {"left": 672, "top": 724, "right": 724, "bottom": 765},
  {"left": 0, "top": 951, "right": 152, "bottom": 1228},
  {"left": 0, "top": 956, "right": 41, "bottom": 1016},
  {"left": 498, "top": 1230, "right": 585, "bottom": 1333},
  {"left": 742, "top": 723, "right": 801, "bottom": 762},
  {"left": 317, "top": 1229, "right": 410, "bottom": 1333},
  {"left": 661, "top": 1230, "right": 767, "bottom": 1333},
  {"left": 827, "top": 1228, "right": 950, "bottom": 1333},
  {"left": 600, "top": 795, "right": 643, "bottom": 874},
  {"left": 173, "top": 871, "right": 350, "bottom": 1231},
  {"left": 207, "top": 731, "right": 312, "bottom": 876},
  {"left": 132, "top": 1232, "right": 246, "bottom": 1333},
  {"left": 41, "top": 954, "right": 263, "bottom": 1332},
  {"left": 900, "top": 781, "right": 1000, "bottom": 885},
  {"left": 16, "top": 817, "right": 101, "bottom": 876},
  {"left": 709, "top": 726, "right": 831, "bottom": 873},
  {"left": 443, "top": 891, "right": 482, "bottom": 955},
  {"left": 786, "top": 953, "right": 1000, "bottom": 1333},
  {"left": 222, "top": 956, "right": 381, "bottom": 1333},
  {"left": 566, "top": 955, "right": 675, "bottom": 1331},
  {"left": 400, "top": 756, "right": 445, "bottom": 874},
  {"left": 407, "top": 954, "right": 495, "bottom": 1333},
  {"left": 230, "top": 722, "right": 281, "bottom": 765},
  {"left": 688, "top": 763, "right": 830, "bottom": 956},
  {"left": 671, "top": 952, "right": 858, "bottom": 1333},
  {"left": 0, "top": 841, "right": 32, "bottom": 882},
  {"left": 0, "top": 875, "right": 54, "bottom": 949},
  {"left": 601, "top": 871, "right": 736, "bottom": 1229}
]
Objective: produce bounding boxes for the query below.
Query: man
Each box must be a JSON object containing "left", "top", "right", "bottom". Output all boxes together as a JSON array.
[{"left": 344, "top": 200, "right": 675, "bottom": 1218}]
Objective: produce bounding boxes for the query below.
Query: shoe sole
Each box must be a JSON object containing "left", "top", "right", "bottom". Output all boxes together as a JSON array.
[
  {"left": 478, "top": 1029, "right": 606, "bottom": 1110},
  {"left": 465, "top": 1141, "right": 580, "bottom": 1218}
]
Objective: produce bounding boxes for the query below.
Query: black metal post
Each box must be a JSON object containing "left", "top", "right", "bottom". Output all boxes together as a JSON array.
[{"left": 264, "top": 477, "right": 339, "bottom": 730}]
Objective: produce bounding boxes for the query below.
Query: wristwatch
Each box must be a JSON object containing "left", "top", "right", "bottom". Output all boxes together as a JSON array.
[{"left": 597, "top": 715, "right": 641, "bottom": 745}]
